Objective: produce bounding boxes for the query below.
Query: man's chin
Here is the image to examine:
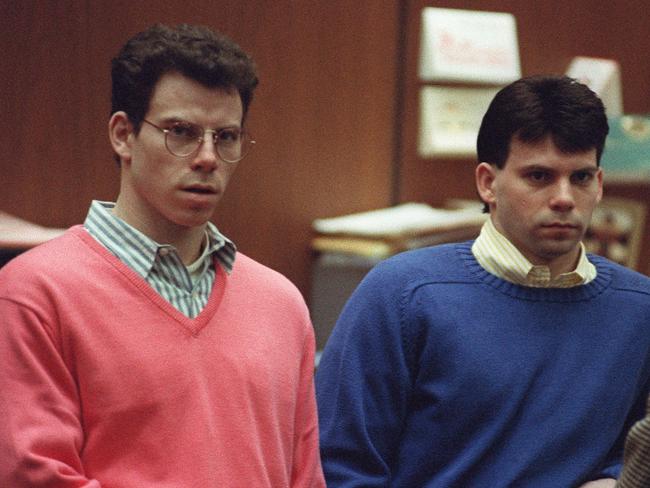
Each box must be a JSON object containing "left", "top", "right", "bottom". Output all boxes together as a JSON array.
[
  {"left": 172, "top": 209, "right": 215, "bottom": 230},
  {"left": 536, "top": 240, "right": 582, "bottom": 261}
]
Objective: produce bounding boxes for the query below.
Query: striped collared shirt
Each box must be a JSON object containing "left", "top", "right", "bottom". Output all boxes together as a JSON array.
[
  {"left": 471, "top": 217, "right": 596, "bottom": 288},
  {"left": 84, "top": 200, "right": 236, "bottom": 318}
]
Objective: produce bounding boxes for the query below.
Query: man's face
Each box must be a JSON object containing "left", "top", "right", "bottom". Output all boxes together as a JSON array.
[
  {"left": 477, "top": 136, "right": 603, "bottom": 272},
  {"left": 114, "top": 71, "right": 243, "bottom": 239}
]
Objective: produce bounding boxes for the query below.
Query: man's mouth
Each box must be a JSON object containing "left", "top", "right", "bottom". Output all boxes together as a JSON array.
[
  {"left": 542, "top": 221, "right": 578, "bottom": 229},
  {"left": 183, "top": 185, "right": 216, "bottom": 194},
  {"left": 539, "top": 222, "right": 580, "bottom": 235}
]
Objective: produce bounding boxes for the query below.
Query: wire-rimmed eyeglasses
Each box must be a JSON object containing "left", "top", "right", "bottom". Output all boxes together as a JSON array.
[{"left": 142, "top": 119, "right": 255, "bottom": 163}]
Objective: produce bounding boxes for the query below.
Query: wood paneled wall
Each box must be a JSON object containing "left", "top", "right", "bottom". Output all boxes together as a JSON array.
[
  {"left": 0, "top": 1, "right": 399, "bottom": 295},
  {"left": 2, "top": 1, "right": 650, "bottom": 297}
]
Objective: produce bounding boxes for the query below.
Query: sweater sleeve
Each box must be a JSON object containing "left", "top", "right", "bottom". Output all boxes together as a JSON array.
[
  {"left": 291, "top": 321, "right": 326, "bottom": 488},
  {"left": 315, "top": 265, "right": 416, "bottom": 487},
  {"left": 0, "top": 298, "right": 101, "bottom": 487}
]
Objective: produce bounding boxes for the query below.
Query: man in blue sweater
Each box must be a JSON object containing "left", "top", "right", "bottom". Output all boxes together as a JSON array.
[{"left": 315, "top": 75, "right": 650, "bottom": 487}]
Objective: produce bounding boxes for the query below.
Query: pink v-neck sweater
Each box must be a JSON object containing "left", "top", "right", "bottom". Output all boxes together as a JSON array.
[{"left": 0, "top": 226, "right": 325, "bottom": 487}]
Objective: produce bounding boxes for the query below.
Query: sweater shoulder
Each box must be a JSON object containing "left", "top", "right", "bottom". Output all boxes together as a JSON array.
[
  {"left": 0, "top": 226, "right": 93, "bottom": 291},
  {"left": 232, "top": 252, "right": 303, "bottom": 294},
  {"left": 368, "top": 241, "right": 475, "bottom": 287},
  {"left": 228, "top": 252, "right": 309, "bottom": 312},
  {"left": 0, "top": 226, "right": 105, "bottom": 323},
  {"left": 590, "top": 254, "right": 650, "bottom": 295}
]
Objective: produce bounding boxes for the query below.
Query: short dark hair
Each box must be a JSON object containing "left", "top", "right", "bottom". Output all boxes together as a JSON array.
[
  {"left": 477, "top": 75, "right": 609, "bottom": 169},
  {"left": 111, "top": 23, "right": 258, "bottom": 133}
]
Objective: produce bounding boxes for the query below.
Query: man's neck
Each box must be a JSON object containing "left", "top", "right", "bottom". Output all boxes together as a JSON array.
[
  {"left": 112, "top": 199, "right": 207, "bottom": 265},
  {"left": 534, "top": 247, "right": 581, "bottom": 279}
]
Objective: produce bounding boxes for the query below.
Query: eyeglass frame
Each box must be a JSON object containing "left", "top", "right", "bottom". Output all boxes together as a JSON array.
[{"left": 141, "top": 118, "right": 255, "bottom": 163}]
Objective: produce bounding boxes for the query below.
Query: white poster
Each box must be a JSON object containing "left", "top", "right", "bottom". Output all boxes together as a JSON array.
[
  {"left": 419, "top": 7, "right": 521, "bottom": 84},
  {"left": 566, "top": 56, "right": 623, "bottom": 117},
  {"left": 419, "top": 86, "right": 500, "bottom": 158}
]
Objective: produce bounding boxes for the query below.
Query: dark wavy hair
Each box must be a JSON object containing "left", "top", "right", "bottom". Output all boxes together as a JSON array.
[
  {"left": 111, "top": 23, "right": 259, "bottom": 133},
  {"left": 477, "top": 75, "right": 609, "bottom": 168}
]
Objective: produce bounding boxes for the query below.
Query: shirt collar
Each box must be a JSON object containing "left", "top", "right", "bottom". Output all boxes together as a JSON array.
[
  {"left": 84, "top": 200, "right": 236, "bottom": 277},
  {"left": 471, "top": 217, "right": 596, "bottom": 288}
]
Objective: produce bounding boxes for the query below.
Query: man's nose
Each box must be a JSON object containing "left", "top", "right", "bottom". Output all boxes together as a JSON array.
[
  {"left": 191, "top": 135, "right": 219, "bottom": 172},
  {"left": 549, "top": 179, "right": 575, "bottom": 212}
]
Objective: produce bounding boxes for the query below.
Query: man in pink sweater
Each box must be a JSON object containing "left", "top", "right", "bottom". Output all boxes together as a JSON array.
[{"left": 0, "top": 24, "right": 325, "bottom": 487}]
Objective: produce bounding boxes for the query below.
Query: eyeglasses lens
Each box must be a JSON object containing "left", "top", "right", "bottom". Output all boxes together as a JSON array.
[{"left": 165, "top": 123, "right": 252, "bottom": 162}]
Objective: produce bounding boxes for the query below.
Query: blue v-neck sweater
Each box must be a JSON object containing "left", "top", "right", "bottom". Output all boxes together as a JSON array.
[{"left": 316, "top": 241, "right": 650, "bottom": 487}]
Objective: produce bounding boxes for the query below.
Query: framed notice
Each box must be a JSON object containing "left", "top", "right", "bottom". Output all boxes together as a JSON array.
[
  {"left": 419, "top": 7, "right": 521, "bottom": 84},
  {"left": 418, "top": 85, "right": 500, "bottom": 158}
]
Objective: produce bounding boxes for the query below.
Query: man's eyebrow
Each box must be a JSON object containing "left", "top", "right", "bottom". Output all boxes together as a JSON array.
[
  {"left": 518, "top": 164, "right": 598, "bottom": 173},
  {"left": 159, "top": 117, "right": 192, "bottom": 124},
  {"left": 519, "top": 164, "right": 555, "bottom": 172},
  {"left": 158, "top": 117, "right": 242, "bottom": 130}
]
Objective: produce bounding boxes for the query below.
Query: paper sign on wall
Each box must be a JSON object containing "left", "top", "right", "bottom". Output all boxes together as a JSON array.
[
  {"left": 418, "top": 86, "right": 500, "bottom": 158},
  {"left": 566, "top": 56, "right": 623, "bottom": 117},
  {"left": 419, "top": 7, "right": 521, "bottom": 84}
]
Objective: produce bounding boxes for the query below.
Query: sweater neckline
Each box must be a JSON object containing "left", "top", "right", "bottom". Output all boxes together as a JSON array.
[
  {"left": 455, "top": 241, "right": 612, "bottom": 302},
  {"left": 71, "top": 225, "right": 225, "bottom": 335}
]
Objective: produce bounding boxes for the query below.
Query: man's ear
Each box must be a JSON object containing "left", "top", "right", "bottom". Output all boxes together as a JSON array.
[
  {"left": 595, "top": 167, "right": 604, "bottom": 204},
  {"left": 109, "top": 111, "right": 133, "bottom": 165},
  {"left": 476, "top": 162, "right": 497, "bottom": 207}
]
